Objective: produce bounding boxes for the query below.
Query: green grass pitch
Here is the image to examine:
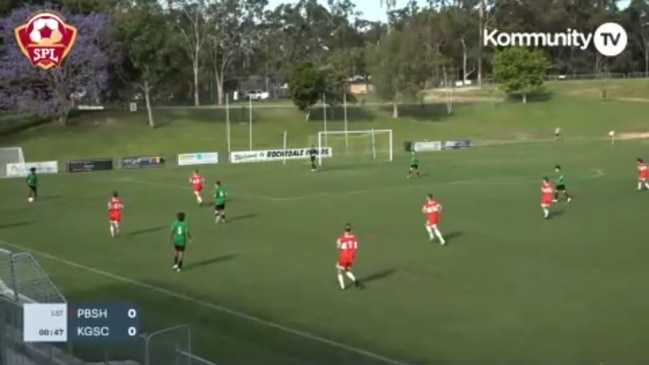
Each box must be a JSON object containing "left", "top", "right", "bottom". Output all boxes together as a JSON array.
[{"left": 2, "top": 89, "right": 649, "bottom": 364}]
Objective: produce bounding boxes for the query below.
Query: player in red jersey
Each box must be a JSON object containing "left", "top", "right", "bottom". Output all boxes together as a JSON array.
[
  {"left": 637, "top": 158, "right": 649, "bottom": 190},
  {"left": 107, "top": 191, "right": 124, "bottom": 237},
  {"left": 541, "top": 177, "right": 553, "bottom": 219},
  {"left": 336, "top": 223, "right": 362, "bottom": 290},
  {"left": 189, "top": 170, "right": 205, "bottom": 204},
  {"left": 422, "top": 193, "right": 446, "bottom": 245}
]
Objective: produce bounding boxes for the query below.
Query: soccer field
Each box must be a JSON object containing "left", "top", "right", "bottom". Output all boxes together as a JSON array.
[{"left": 2, "top": 138, "right": 649, "bottom": 364}]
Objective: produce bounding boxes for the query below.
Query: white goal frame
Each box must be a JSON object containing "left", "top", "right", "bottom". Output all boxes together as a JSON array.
[{"left": 317, "top": 129, "right": 393, "bottom": 166}]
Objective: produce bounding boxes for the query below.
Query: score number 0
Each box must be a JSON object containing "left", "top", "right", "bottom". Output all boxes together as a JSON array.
[{"left": 127, "top": 308, "right": 138, "bottom": 337}]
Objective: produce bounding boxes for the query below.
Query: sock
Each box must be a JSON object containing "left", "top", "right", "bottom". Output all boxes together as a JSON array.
[
  {"left": 178, "top": 260, "right": 183, "bottom": 269},
  {"left": 554, "top": 192, "right": 559, "bottom": 200},
  {"left": 337, "top": 274, "right": 345, "bottom": 289},
  {"left": 221, "top": 214, "right": 226, "bottom": 221},
  {"left": 174, "top": 256, "right": 178, "bottom": 265},
  {"left": 197, "top": 195, "right": 202, "bottom": 203},
  {"left": 645, "top": 183, "right": 649, "bottom": 189},
  {"left": 543, "top": 208, "right": 549, "bottom": 218},
  {"left": 426, "top": 226, "right": 434, "bottom": 239},
  {"left": 433, "top": 227, "right": 445, "bottom": 243},
  {"left": 638, "top": 182, "right": 642, "bottom": 190},
  {"left": 345, "top": 271, "right": 356, "bottom": 281},
  {"left": 114, "top": 223, "right": 119, "bottom": 234},
  {"left": 109, "top": 225, "right": 115, "bottom": 237}
]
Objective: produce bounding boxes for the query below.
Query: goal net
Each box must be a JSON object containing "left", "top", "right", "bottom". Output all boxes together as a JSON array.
[
  {"left": 316, "top": 129, "right": 393, "bottom": 166},
  {"left": 0, "top": 147, "right": 25, "bottom": 178}
]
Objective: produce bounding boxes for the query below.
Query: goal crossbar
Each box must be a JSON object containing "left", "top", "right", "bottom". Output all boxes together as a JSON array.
[{"left": 317, "top": 129, "right": 393, "bottom": 165}]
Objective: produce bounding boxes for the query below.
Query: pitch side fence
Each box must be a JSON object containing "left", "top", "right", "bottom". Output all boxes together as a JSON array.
[{"left": 0, "top": 248, "right": 217, "bottom": 365}]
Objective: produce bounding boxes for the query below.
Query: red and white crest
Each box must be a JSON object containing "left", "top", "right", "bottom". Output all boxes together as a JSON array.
[{"left": 14, "top": 11, "right": 77, "bottom": 70}]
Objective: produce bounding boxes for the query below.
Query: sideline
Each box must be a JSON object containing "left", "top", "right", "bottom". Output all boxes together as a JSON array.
[{"left": 0, "top": 239, "right": 406, "bottom": 365}]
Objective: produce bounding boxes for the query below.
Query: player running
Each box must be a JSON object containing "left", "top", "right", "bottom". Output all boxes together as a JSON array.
[
  {"left": 107, "top": 192, "right": 124, "bottom": 237},
  {"left": 189, "top": 170, "right": 205, "bottom": 205},
  {"left": 541, "top": 177, "right": 553, "bottom": 219},
  {"left": 553, "top": 165, "right": 572, "bottom": 203},
  {"left": 336, "top": 223, "right": 362, "bottom": 290},
  {"left": 170, "top": 212, "right": 191, "bottom": 272},
  {"left": 422, "top": 193, "right": 446, "bottom": 245},
  {"left": 637, "top": 158, "right": 649, "bottom": 190},
  {"left": 214, "top": 180, "right": 227, "bottom": 223},
  {"left": 407, "top": 151, "right": 421, "bottom": 178},
  {"left": 26, "top": 167, "right": 38, "bottom": 202}
]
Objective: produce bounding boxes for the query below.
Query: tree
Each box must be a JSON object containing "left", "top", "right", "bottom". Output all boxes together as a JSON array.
[
  {"left": 366, "top": 28, "right": 424, "bottom": 117},
  {"left": 289, "top": 61, "right": 324, "bottom": 120},
  {"left": 114, "top": 0, "right": 180, "bottom": 127},
  {"left": 493, "top": 47, "right": 549, "bottom": 103},
  {"left": 167, "top": 0, "right": 212, "bottom": 106},
  {"left": 0, "top": 5, "right": 114, "bottom": 125}
]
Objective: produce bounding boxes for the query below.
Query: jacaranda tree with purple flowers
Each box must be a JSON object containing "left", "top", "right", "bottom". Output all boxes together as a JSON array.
[{"left": 0, "top": 4, "right": 114, "bottom": 125}]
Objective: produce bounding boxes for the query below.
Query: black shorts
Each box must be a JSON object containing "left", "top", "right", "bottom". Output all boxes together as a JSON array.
[
  {"left": 28, "top": 185, "right": 37, "bottom": 193},
  {"left": 410, "top": 164, "right": 418, "bottom": 169},
  {"left": 215, "top": 203, "right": 225, "bottom": 210},
  {"left": 310, "top": 155, "right": 316, "bottom": 161},
  {"left": 556, "top": 184, "right": 566, "bottom": 191},
  {"left": 174, "top": 245, "right": 185, "bottom": 252}
]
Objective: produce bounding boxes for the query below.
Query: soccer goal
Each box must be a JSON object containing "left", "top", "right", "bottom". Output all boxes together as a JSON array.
[
  {"left": 316, "top": 129, "right": 393, "bottom": 166},
  {"left": 0, "top": 147, "right": 25, "bottom": 178}
]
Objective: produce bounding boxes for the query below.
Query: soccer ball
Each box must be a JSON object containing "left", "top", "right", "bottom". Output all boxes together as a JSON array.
[
  {"left": 28, "top": 16, "right": 63, "bottom": 46},
  {"left": 609, "top": 130, "right": 615, "bottom": 137},
  {"left": 28, "top": 197, "right": 34, "bottom": 203}
]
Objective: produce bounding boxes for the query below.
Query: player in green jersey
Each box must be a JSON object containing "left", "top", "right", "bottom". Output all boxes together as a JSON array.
[
  {"left": 170, "top": 212, "right": 191, "bottom": 272},
  {"left": 214, "top": 180, "right": 227, "bottom": 223},
  {"left": 553, "top": 165, "right": 572, "bottom": 203},
  {"left": 407, "top": 151, "right": 421, "bottom": 178},
  {"left": 26, "top": 167, "right": 38, "bottom": 202}
]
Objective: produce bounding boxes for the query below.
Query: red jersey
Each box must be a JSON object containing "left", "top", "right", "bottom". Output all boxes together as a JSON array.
[
  {"left": 108, "top": 198, "right": 123, "bottom": 222},
  {"left": 422, "top": 200, "right": 442, "bottom": 225},
  {"left": 190, "top": 174, "right": 204, "bottom": 187},
  {"left": 337, "top": 233, "right": 357, "bottom": 269},
  {"left": 541, "top": 182, "right": 553, "bottom": 204},
  {"left": 638, "top": 163, "right": 648, "bottom": 178},
  {"left": 107, "top": 198, "right": 123, "bottom": 212}
]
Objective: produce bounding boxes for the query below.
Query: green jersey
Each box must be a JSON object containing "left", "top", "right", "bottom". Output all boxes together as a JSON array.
[
  {"left": 214, "top": 187, "right": 227, "bottom": 204},
  {"left": 170, "top": 220, "right": 190, "bottom": 246},
  {"left": 27, "top": 172, "right": 38, "bottom": 186},
  {"left": 410, "top": 153, "right": 419, "bottom": 166},
  {"left": 555, "top": 171, "right": 566, "bottom": 185}
]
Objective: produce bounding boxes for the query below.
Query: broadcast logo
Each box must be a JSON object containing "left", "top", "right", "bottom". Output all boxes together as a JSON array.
[{"left": 14, "top": 11, "right": 77, "bottom": 69}]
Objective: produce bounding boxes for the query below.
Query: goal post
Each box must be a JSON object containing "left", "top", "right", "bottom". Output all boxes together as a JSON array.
[
  {"left": 0, "top": 147, "right": 25, "bottom": 178},
  {"left": 317, "top": 129, "right": 393, "bottom": 165}
]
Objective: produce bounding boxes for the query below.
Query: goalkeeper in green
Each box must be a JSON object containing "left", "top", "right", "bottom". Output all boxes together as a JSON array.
[{"left": 407, "top": 151, "right": 421, "bottom": 178}]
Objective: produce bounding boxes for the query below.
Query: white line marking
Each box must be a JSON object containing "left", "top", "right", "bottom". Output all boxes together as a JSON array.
[
  {"left": 0, "top": 239, "right": 406, "bottom": 365},
  {"left": 121, "top": 168, "right": 605, "bottom": 202}
]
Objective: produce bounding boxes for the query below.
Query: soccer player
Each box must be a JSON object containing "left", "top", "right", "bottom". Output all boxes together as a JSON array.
[
  {"left": 336, "top": 223, "right": 362, "bottom": 290},
  {"left": 541, "top": 177, "right": 553, "bottom": 219},
  {"left": 214, "top": 180, "right": 227, "bottom": 223},
  {"left": 422, "top": 193, "right": 445, "bottom": 245},
  {"left": 553, "top": 165, "right": 572, "bottom": 203},
  {"left": 170, "top": 212, "right": 191, "bottom": 272},
  {"left": 637, "top": 158, "right": 649, "bottom": 190},
  {"left": 309, "top": 145, "right": 317, "bottom": 172},
  {"left": 26, "top": 167, "right": 38, "bottom": 202},
  {"left": 107, "top": 192, "right": 124, "bottom": 237},
  {"left": 189, "top": 170, "right": 205, "bottom": 205},
  {"left": 407, "top": 151, "right": 421, "bottom": 178}
]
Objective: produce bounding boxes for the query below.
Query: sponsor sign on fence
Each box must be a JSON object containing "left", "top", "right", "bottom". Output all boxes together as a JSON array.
[
  {"left": 177, "top": 152, "right": 219, "bottom": 166},
  {"left": 413, "top": 141, "right": 442, "bottom": 152},
  {"left": 121, "top": 156, "right": 165, "bottom": 169},
  {"left": 443, "top": 140, "right": 472, "bottom": 150},
  {"left": 67, "top": 158, "right": 114, "bottom": 173},
  {"left": 6, "top": 161, "right": 58, "bottom": 177},
  {"left": 230, "top": 147, "right": 332, "bottom": 164}
]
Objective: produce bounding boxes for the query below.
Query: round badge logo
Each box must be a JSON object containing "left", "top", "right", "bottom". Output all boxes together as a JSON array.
[{"left": 593, "top": 22, "right": 627, "bottom": 57}]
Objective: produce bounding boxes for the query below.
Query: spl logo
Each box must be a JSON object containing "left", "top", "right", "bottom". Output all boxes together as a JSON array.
[{"left": 14, "top": 11, "right": 77, "bottom": 70}]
